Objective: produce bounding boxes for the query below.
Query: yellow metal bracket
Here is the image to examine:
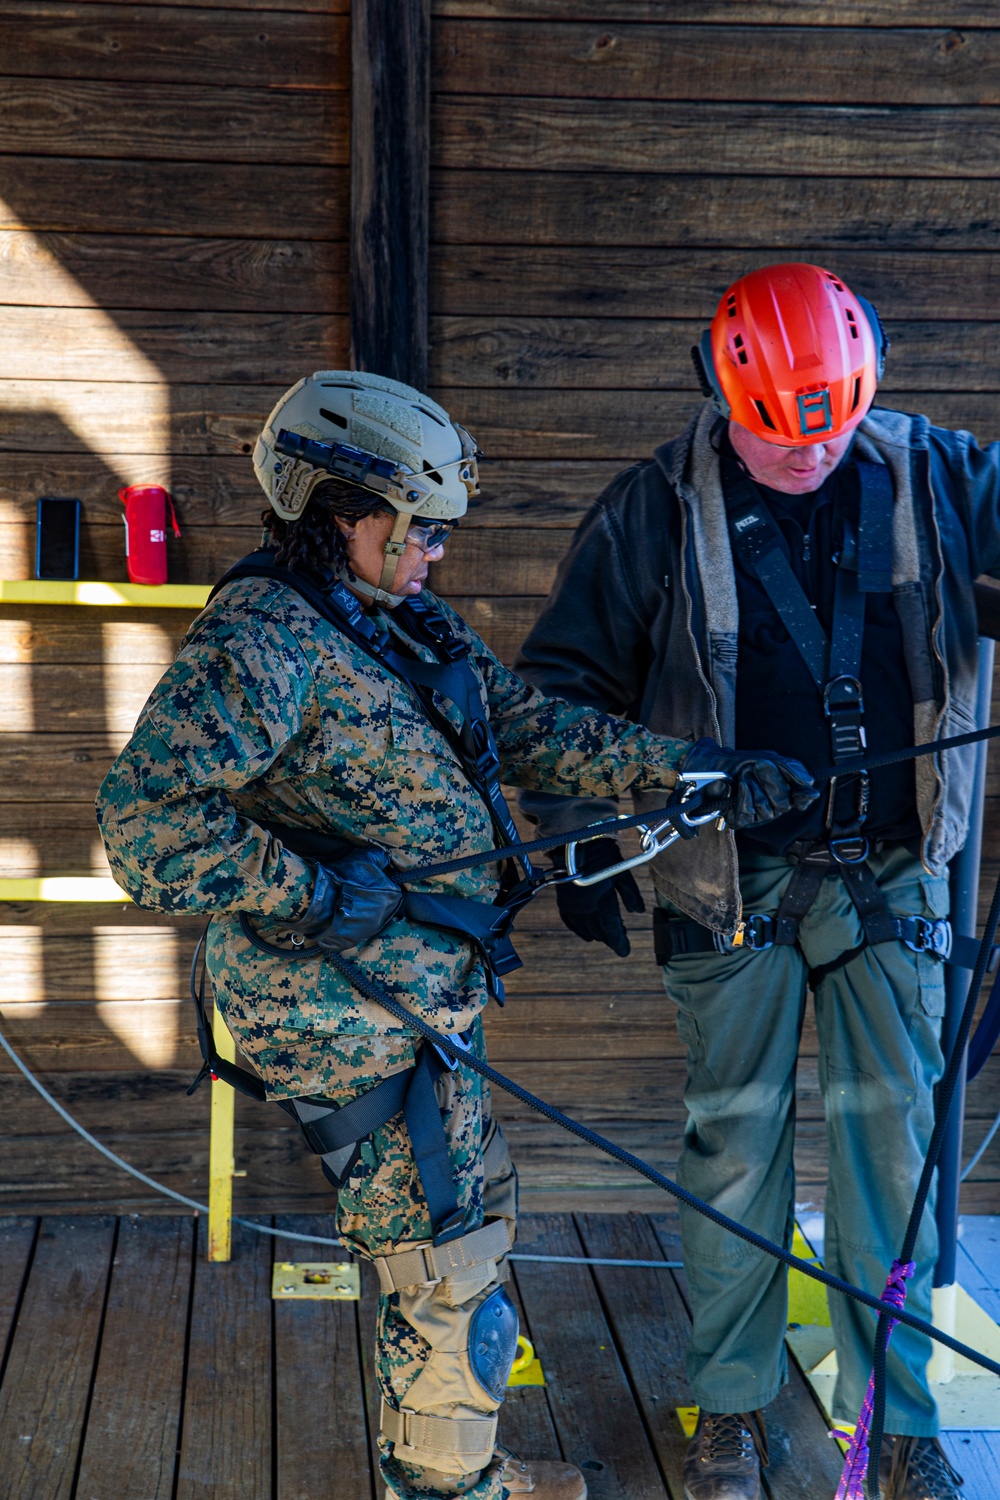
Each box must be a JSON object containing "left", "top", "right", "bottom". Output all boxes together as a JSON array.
[
  {"left": 272, "top": 1262, "right": 361, "bottom": 1300},
  {"left": 0, "top": 579, "right": 210, "bottom": 608},
  {"left": 208, "top": 1001, "right": 239, "bottom": 1263},
  {"left": 0, "top": 877, "right": 131, "bottom": 902}
]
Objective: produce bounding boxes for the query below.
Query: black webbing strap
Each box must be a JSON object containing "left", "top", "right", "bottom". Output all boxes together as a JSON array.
[
  {"left": 838, "top": 860, "right": 899, "bottom": 946},
  {"left": 857, "top": 460, "right": 895, "bottom": 593},
  {"left": 404, "top": 889, "right": 527, "bottom": 980},
  {"left": 289, "top": 1069, "right": 412, "bottom": 1158},
  {"left": 187, "top": 924, "right": 267, "bottom": 1101},
  {"left": 773, "top": 847, "right": 835, "bottom": 945},
  {"left": 284, "top": 1058, "right": 463, "bottom": 1242},
  {"left": 403, "top": 1046, "right": 465, "bottom": 1242},
  {"left": 726, "top": 474, "right": 828, "bottom": 684}
]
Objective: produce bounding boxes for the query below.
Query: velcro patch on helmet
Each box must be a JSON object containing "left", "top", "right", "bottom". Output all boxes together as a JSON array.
[
  {"left": 351, "top": 420, "right": 420, "bottom": 475},
  {"left": 353, "top": 391, "right": 423, "bottom": 445}
]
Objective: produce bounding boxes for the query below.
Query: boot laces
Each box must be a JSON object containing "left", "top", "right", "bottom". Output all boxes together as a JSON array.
[
  {"left": 911, "top": 1439, "right": 963, "bottom": 1498},
  {"left": 494, "top": 1444, "right": 531, "bottom": 1481},
  {"left": 889, "top": 1437, "right": 964, "bottom": 1499},
  {"left": 702, "top": 1413, "right": 756, "bottom": 1464}
]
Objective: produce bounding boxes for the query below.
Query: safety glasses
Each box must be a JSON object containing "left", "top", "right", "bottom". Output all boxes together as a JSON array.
[{"left": 406, "top": 521, "right": 456, "bottom": 552}]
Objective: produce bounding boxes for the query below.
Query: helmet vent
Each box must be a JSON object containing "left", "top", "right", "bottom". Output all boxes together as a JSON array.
[
  {"left": 733, "top": 333, "right": 748, "bottom": 365},
  {"left": 413, "top": 403, "right": 447, "bottom": 427},
  {"left": 851, "top": 375, "right": 861, "bottom": 412},
  {"left": 726, "top": 293, "right": 738, "bottom": 318},
  {"left": 826, "top": 273, "right": 845, "bottom": 292},
  {"left": 753, "top": 398, "right": 777, "bottom": 431},
  {"left": 319, "top": 407, "right": 348, "bottom": 429},
  {"left": 422, "top": 460, "right": 444, "bottom": 483},
  {"left": 845, "top": 308, "right": 860, "bottom": 339}
]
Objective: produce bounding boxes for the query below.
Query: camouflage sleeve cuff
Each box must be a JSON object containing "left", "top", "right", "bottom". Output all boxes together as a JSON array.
[{"left": 629, "top": 731, "right": 690, "bottom": 789}]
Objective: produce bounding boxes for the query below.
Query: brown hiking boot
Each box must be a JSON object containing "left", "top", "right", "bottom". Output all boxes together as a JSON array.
[
  {"left": 494, "top": 1444, "right": 588, "bottom": 1499},
  {"left": 683, "top": 1410, "right": 768, "bottom": 1500},
  {"left": 879, "top": 1436, "right": 964, "bottom": 1499}
]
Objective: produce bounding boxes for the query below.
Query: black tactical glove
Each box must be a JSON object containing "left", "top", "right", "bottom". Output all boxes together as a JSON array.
[
  {"left": 554, "top": 837, "right": 645, "bottom": 958},
  {"left": 681, "top": 738, "right": 818, "bottom": 830},
  {"left": 290, "top": 847, "right": 404, "bottom": 952}
]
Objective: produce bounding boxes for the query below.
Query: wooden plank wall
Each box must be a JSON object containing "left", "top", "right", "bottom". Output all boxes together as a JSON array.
[
  {"left": 427, "top": 0, "right": 1000, "bottom": 1214},
  {"left": 3, "top": 0, "right": 1000, "bottom": 1218},
  {"left": 0, "top": 0, "right": 350, "bottom": 1209}
]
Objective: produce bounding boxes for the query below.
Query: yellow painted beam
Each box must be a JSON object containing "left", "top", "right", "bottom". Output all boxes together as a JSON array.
[
  {"left": 0, "top": 579, "right": 210, "bottom": 608},
  {"left": 0, "top": 877, "right": 132, "bottom": 902},
  {"left": 208, "top": 1002, "right": 238, "bottom": 1264}
]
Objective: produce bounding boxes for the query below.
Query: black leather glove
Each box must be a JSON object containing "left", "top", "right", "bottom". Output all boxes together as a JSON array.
[
  {"left": 681, "top": 738, "right": 818, "bottom": 830},
  {"left": 290, "top": 847, "right": 404, "bottom": 952},
  {"left": 554, "top": 837, "right": 645, "bottom": 958}
]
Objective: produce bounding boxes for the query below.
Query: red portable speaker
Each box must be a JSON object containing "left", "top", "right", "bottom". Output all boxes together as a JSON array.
[{"left": 118, "top": 485, "right": 181, "bottom": 585}]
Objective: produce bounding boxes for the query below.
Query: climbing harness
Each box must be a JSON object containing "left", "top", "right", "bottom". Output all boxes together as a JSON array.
[
  {"left": 641, "top": 456, "right": 1000, "bottom": 1012},
  {"left": 653, "top": 842, "right": 997, "bottom": 985},
  {"left": 725, "top": 455, "right": 894, "bottom": 864}
]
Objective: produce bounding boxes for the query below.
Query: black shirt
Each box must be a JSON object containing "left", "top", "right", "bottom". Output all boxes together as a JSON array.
[{"left": 723, "top": 440, "right": 921, "bottom": 855}]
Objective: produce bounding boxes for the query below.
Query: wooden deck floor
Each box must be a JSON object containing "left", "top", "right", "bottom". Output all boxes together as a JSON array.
[{"left": 1, "top": 1211, "right": 998, "bottom": 1500}]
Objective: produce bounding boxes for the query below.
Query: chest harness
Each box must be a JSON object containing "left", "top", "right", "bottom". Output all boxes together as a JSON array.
[
  {"left": 189, "top": 550, "right": 553, "bottom": 1246},
  {"left": 654, "top": 462, "right": 996, "bottom": 986}
]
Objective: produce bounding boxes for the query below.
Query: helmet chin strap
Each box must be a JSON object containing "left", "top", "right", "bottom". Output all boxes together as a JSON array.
[{"left": 342, "top": 509, "right": 412, "bottom": 609}]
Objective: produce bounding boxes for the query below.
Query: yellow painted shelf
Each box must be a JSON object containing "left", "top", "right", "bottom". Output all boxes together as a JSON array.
[
  {"left": 0, "top": 579, "right": 210, "bottom": 608},
  {"left": 0, "top": 878, "right": 132, "bottom": 902}
]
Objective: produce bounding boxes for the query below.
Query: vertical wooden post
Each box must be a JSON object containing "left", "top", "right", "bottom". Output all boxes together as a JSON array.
[
  {"left": 350, "top": 0, "right": 431, "bottom": 388},
  {"left": 208, "top": 1002, "right": 236, "bottom": 1263}
]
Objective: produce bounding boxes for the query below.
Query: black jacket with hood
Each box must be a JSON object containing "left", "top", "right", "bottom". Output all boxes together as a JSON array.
[{"left": 517, "top": 402, "right": 1000, "bottom": 933}]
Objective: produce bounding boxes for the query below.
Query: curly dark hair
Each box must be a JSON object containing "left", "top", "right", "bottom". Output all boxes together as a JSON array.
[{"left": 262, "top": 476, "right": 394, "bottom": 577}]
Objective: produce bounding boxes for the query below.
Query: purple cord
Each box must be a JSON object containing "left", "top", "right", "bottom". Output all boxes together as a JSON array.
[{"left": 834, "top": 1259, "right": 914, "bottom": 1500}]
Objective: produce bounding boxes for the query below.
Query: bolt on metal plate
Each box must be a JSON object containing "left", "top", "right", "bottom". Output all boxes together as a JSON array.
[{"left": 272, "top": 1262, "right": 361, "bottom": 1300}]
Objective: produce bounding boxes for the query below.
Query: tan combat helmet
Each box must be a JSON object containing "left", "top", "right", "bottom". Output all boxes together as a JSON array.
[{"left": 253, "top": 371, "right": 481, "bottom": 605}]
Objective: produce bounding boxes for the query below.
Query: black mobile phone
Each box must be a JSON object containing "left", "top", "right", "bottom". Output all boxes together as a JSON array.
[{"left": 35, "top": 497, "right": 81, "bottom": 580}]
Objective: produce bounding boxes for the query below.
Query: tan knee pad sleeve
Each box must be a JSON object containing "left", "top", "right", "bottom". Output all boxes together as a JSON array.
[{"left": 377, "top": 1223, "right": 519, "bottom": 1476}]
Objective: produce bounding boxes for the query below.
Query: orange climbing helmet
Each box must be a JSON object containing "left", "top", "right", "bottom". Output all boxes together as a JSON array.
[{"left": 691, "top": 262, "right": 889, "bottom": 445}]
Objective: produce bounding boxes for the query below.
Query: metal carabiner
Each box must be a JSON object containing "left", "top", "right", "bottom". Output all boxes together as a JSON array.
[{"left": 565, "top": 772, "right": 731, "bottom": 888}]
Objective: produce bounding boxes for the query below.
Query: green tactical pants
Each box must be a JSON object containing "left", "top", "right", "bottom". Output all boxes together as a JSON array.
[{"left": 660, "top": 844, "right": 948, "bottom": 1434}]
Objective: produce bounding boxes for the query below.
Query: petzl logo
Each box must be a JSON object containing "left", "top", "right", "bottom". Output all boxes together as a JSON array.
[{"left": 734, "top": 513, "right": 760, "bottom": 532}]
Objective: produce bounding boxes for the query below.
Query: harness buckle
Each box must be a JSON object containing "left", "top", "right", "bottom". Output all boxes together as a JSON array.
[
  {"left": 431, "top": 1029, "right": 473, "bottom": 1073},
  {"left": 902, "top": 917, "right": 952, "bottom": 961},
  {"left": 727, "top": 913, "right": 774, "bottom": 952},
  {"left": 467, "top": 719, "right": 501, "bottom": 785},
  {"left": 823, "top": 675, "right": 867, "bottom": 762}
]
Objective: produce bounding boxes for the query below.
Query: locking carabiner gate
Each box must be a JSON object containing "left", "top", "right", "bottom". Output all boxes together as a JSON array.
[{"left": 549, "top": 772, "right": 731, "bottom": 889}]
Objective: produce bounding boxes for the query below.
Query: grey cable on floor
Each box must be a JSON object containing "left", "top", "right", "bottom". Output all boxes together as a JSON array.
[
  {"left": 961, "top": 1105, "right": 1000, "bottom": 1182},
  {"left": 0, "top": 1023, "right": 687, "bottom": 1270},
  {"left": 0, "top": 1023, "right": 344, "bottom": 1247}
]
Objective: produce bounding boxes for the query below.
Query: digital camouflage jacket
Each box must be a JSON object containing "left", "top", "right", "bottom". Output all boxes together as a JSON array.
[{"left": 97, "top": 575, "right": 687, "bottom": 1099}]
